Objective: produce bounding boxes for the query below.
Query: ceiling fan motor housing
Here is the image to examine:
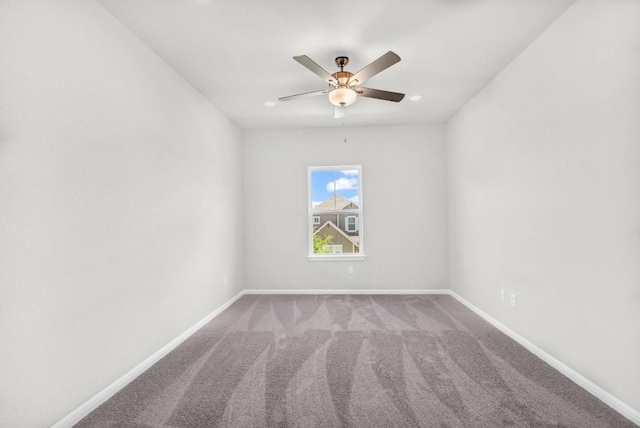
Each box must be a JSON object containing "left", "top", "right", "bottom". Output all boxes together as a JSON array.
[
  {"left": 332, "top": 56, "right": 355, "bottom": 87},
  {"left": 332, "top": 71, "right": 354, "bottom": 87}
]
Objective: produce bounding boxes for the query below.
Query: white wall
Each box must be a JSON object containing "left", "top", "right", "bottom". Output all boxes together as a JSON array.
[
  {"left": 447, "top": 0, "right": 640, "bottom": 413},
  {"left": 0, "top": 1, "right": 243, "bottom": 426},
  {"left": 243, "top": 125, "right": 448, "bottom": 290}
]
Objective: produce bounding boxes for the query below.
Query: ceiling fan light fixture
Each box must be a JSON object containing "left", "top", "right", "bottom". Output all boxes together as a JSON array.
[{"left": 329, "top": 87, "right": 357, "bottom": 106}]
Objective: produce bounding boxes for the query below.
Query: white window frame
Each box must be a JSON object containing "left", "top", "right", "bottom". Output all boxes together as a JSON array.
[
  {"left": 345, "top": 215, "right": 358, "bottom": 233},
  {"left": 313, "top": 216, "right": 321, "bottom": 225},
  {"left": 308, "top": 165, "right": 365, "bottom": 261}
]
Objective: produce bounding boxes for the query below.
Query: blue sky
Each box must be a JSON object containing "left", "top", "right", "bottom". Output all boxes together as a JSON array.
[{"left": 311, "top": 169, "right": 359, "bottom": 207}]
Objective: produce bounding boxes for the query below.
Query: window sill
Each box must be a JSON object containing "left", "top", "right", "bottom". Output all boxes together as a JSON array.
[{"left": 308, "top": 254, "right": 366, "bottom": 261}]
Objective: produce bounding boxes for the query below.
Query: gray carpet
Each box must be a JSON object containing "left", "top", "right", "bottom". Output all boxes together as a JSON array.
[{"left": 77, "top": 294, "right": 635, "bottom": 427}]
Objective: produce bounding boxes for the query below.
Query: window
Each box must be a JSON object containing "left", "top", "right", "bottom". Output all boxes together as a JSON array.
[
  {"left": 308, "top": 165, "right": 364, "bottom": 260},
  {"left": 345, "top": 216, "right": 358, "bottom": 232}
]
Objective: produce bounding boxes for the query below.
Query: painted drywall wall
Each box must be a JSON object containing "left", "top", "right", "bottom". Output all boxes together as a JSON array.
[
  {"left": 243, "top": 124, "right": 448, "bottom": 290},
  {"left": 0, "top": 1, "right": 243, "bottom": 426},
  {"left": 447, "top": 0, "right": 640, "bottom": 413}
]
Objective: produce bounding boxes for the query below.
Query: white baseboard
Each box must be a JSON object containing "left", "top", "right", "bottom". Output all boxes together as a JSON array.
[
  {"left": 448, "top": 291, "right": 640, "bottom": 426},
  {"left": 242, "top": 288, "right": 451, "bottom": 295},
  {"left": 54, "top": 288, "right": 639, "bottom": 427},
  {"left": 52, "top": 290, "right": 245, "bottom": 428}
]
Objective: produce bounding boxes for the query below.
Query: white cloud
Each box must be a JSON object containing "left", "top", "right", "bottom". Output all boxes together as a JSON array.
[
  {"left": 348, "top": 196, "right": 359, "bottom": 204},
  {"left": 312, "top": 201, "right": 322, "bottom": 207},
  {"left": 326, "top": 177, "right": 358, "bottom": 192},
  {"left": 340, "top": 170, "right": 359, "bottom": 176}
]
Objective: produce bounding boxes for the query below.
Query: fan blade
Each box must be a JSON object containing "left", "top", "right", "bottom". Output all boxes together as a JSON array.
[
  {"left": 279, "top": 89, "right": 329, "bottom": 102},
  {"left": 334, "top": 106, "right": 346, "bottom": 119},
  {"left": 356, "top": 87, "right": 405, "bottom": 102},
  {"left": 293, "top": 55, "right": 336, "bottom": 85},
  {"left": 349, "top": 51, "right": 401, "bottom": 86}
]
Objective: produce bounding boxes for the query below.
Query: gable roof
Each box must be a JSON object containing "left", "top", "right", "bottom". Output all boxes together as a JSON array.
[
  {"left": 314, "top": 194, "right": 358, "bottom": 211},
  {"left": 314, "top": 220, "right": 360, "bottom": 247}
]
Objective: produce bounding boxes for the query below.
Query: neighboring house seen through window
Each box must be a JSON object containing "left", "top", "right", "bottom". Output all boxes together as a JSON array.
[{"left": 308, "top": 165, "right": 364, "bottom": 259}]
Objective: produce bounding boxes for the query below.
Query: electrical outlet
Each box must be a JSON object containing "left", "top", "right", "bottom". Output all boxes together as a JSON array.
[
  {"left": 500, "top": 289, "right": 505, "bottom": 301},
  {"left": 348, "top": 266, "right": 354, "bottom": 274},
  {"left": 510, "top": 293, "right": 517, "bottom": 307}
]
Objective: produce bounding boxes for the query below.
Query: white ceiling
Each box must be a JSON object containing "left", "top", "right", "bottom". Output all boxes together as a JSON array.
[{"left": 97, "top": 0, "right": 575, "bottom": 130}]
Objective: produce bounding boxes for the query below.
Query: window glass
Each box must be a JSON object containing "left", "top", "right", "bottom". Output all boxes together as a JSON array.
[
  {"left": 345, "top": 215, "right": 358, "bottom": 232},
  {"left": 309, "top": 166, "right": 363, "bottom": 257}
]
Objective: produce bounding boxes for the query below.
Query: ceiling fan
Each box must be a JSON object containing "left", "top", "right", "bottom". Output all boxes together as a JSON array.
[{"left": 278, "top": 51, "right": 405, "bottom": 119}]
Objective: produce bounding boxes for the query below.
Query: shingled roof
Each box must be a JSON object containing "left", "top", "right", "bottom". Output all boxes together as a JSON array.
[{"left": 313, "top": 194, "right": 358, "bottom": 211}]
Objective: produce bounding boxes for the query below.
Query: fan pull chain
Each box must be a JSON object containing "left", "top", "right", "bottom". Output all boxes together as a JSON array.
[{"left": 342, "top": 121, "right": 347, "bottom": 143}]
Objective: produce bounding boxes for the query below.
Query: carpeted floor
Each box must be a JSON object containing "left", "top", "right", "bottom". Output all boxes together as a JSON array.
[{"left": 77, "top": 294, "right": 635, "bottom": 427}]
